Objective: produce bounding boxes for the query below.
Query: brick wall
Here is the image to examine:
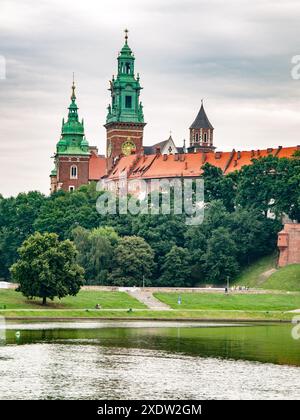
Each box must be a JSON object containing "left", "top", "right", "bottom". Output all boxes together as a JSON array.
[
  {"left": 278, "top": 224, "right": 300, "bottom": 267},
  {"left": 57, "top": 156, "right": 90, "bottom": 191}
]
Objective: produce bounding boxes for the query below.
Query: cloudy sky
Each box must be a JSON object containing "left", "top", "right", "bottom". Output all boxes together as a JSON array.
[{"left": 1, "top": 0, "right": 300, "bottom": 196}]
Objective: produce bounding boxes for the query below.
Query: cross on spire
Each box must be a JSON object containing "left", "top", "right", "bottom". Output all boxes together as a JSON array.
[{"left": 124, "top": 28, "right": 129, "bottom": 44}]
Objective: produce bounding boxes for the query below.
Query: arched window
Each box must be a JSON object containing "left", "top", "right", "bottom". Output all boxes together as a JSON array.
[
  {"left": 125, "top": 62, "right": 131, "bottom": 74},
  {"left": 70, "top": 165, "right": 78, "bottom": 179},
  {"left": 195, "top": 133, "right": 199, "bottom": 142},
  {"left": 204, "top": 133, "right": 208, "bottom": 142}
]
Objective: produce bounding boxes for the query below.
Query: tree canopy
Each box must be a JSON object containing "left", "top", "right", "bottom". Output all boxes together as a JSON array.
[{"left": 10, "top": 232, "right": 84, "bottom": 304}]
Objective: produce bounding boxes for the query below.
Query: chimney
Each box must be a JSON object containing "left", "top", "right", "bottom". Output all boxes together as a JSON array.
[
  {"left": 251, "top": 150, "right": 255, "bottom": 157},
  {"left": 156, "top": 146, "right": 161, "bottom": 155},
  {"left": 237, "top": 151, "right": 241, "bottom": 159},
  {"left": 267, "top": 148, "right": 273, "bottom": 154},
  {"left": 257, "top": 149, "right": 261, "bottom": 156},
  {"left": 215, "top": 151, "right": 222, "bottom": 159},
  {"left": 174, "top": 153, "right": 179, "bottom": 161},
  {"left": 163, "top": 154, "right": 168, "bottom": 161}
]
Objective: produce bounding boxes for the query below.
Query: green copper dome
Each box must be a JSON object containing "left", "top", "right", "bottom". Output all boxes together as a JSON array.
[
  {"left": 56, "top": 80, "right": 90, "bottom": 155},
  {"left": 106, "top": 29, "right": 144, "bottom": 125}
]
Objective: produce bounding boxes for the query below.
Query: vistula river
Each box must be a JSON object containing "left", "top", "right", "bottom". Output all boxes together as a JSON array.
[{"left": 0, "top": 321, "right": 300, "bottom": 400}]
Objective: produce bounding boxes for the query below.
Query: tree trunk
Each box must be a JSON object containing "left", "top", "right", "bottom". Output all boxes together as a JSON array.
[{"left": 42, "top": 297, "right": 47, "bottom": 305}]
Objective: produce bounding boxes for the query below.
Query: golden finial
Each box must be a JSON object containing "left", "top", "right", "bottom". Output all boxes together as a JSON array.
[{"left": 71, "top": 73, "right": 76, "bottom": 101}]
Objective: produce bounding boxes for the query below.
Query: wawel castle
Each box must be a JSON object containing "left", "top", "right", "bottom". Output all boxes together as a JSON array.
[{"left": 50, "top": 31, "right": 298, "bottom": 194}]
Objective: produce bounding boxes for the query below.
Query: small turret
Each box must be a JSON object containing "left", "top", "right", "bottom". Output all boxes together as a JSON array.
[{"left": 188, "top": 101, "right": 215, "bottom": 152}]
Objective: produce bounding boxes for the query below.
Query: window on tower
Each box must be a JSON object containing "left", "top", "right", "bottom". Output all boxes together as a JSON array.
[
  {"left": 204, "top": 133, "right": 208, "bottom": 142},
  {"left": 195, "top": 133, "right": 199, "bottom": 142},
  {"left": 125, "top": 96, "right": 132, "bottom": 108},
  {"left": 125, "top": 62, "right": 131, "bottom": 74},
  {"left": 70, "top": 165, "right": 78, "bottom": 179}
]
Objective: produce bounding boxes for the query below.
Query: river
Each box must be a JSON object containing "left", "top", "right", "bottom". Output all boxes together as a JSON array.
[{"left": 0, "top": 321, "right": 299, "bottom": 399}]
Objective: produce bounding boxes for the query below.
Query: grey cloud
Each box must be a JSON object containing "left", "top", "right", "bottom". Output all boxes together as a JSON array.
[{"left": 1, "top": 0, "right": 300, "bottom": 196}]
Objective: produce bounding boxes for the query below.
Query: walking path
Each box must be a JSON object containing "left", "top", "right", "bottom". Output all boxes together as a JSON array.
[{"left": 126, "top": 289, "right": 170, "bottom": 310}]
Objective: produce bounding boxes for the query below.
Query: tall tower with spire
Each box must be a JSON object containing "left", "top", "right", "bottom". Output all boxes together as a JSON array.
[
  {"left": 105, "top": 29, "right": 146, "bottom": 170},
  {"left": 188, "top": 101, "right": 215, "bottom": 152},
  {"left": 50, "top": 78, "right": 90, "bottom": 193}
]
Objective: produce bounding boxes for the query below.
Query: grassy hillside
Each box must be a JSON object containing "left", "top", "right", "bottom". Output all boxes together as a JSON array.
[
  {"left": 232, "top": 253, "right": 277, "bottom": 288},
  {"left": 262, "top": 264, "right": 300, "bottom": 291},
  {"left": 232, "top": 253, "right": 300, "bottom": 291}
]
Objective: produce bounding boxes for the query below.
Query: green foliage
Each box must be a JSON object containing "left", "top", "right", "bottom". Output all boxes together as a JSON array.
[
  {"left": 201, "top": 227, "right": 239, "bottom": 284},
  {"left": 159, "top": 246, "right": 192, "bottom": 287},
  {"left": 132, "top": 213, "right": 186, "bottom": 279},
  {"left": 108, "top": 235, "right": 155, "bottom": 286},
  {"left": 0, "top": 191, "right": 45, "bottom": 279},
  {"left": 72, "top": 225, "right": 119, "bottom": 284},
  {"left": 1, "top": 155, "right": 298, "bottom": 286},
  {"left": 10, "top": 232, "right": 84, "bottom": 304},
  {"left": 34, "top": 184, "right": 103, "bottom": 238},
  {"left": 235, "top": 155, "right": 300, "bottom": 221},
  {"left": 201, "top": 163, "right": 236, "bottom": 211}
]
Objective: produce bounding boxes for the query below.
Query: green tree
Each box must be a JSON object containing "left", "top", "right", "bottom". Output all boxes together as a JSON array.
[
  {"left": 10, "top": 232, "right": 84, "bottom": 305},
  {"left": 72, "top": 226, "right": 119, "bottom": 284},
  {"left": 108, "top": 236, "right": 155, "bottom": 286},
  {"left": 0, "top": 191, "right": 45, "bottom": 279},
  {"left": 132, "top": 213, "right": 186, "bottom": 280},
  {"left": 201, "top": 163, "right": 236, "bottom": 211},
  {"left": 235, "top": 155, "right": 300, "bottom": 221},
  {"left": 201, "top": 227, "right": 239, "bottom": 284},
  {"left": 159, "top": 245, "right": 192, "bottom": 287}
]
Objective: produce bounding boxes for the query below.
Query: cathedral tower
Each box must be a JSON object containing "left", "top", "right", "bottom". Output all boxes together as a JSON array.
[
  {"left": 188, "top": 101, "right": 215, "bottom": 152},
  {"left": 105, "top": 30, "right": 146, "bottom": 170},
  {"left": 50, "top": 79, "right": 90, "bottom": 192}
]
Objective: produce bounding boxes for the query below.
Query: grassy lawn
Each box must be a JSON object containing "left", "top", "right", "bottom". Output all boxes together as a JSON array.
[
  {"left": 154, "top": 292, "right": 300, "bottom": 311},
  {"left": 232, "top": 253, "right": 277, "bottom": 288},
  {"left": 0, "top": 309, "right": 295, "bottom": 321},
  {"left": 0, "top": 289, "right": 146, "bottom": 310}
]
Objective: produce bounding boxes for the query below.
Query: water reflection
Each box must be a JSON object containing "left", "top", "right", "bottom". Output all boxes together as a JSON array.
[{"left": 0, "top": 321, "right": 300, "bottom": 400}]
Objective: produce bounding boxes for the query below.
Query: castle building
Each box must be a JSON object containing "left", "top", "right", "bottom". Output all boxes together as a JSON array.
[{"left": 50, "top": 31, "right": 299, "bottom": 196}]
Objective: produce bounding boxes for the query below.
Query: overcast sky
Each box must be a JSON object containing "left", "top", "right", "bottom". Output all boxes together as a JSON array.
[{"left": 1, "top": 0, "right": 300, "bottom": 196}]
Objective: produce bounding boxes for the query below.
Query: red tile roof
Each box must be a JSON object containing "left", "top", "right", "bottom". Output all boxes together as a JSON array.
[
  {"left": 94, "top": 146, "right": 299, "bottom": 182},
  {"left": 89, "top": 152, "right": 107, "bottom": 180}
]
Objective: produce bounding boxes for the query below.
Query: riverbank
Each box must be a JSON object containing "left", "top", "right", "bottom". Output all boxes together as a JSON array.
[
  {"left": 1, "top": 289, "right": 299, "bottom": 322},
  {"left": 0, "top": 308, "right": 296, "bottom": 322}
]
